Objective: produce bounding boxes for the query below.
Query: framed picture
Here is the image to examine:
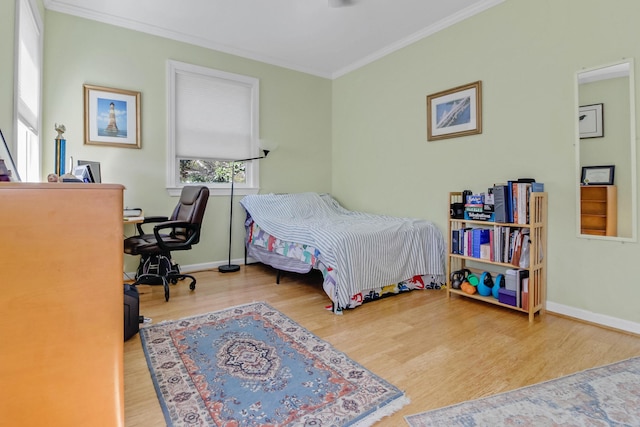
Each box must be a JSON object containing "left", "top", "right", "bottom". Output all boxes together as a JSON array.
[
  {"left": 0, "top": 128, "right": 21, "bottom": 182},
  {"left": 581, "top": 165, "right": 615, "bottom": 185},
  {"left": 427, "top": 81, "right": 482, "bottom": 141},
  {"left": 84, "top": 84, "right": 141, "bottom": 148},
  {"left": 579, "top": 103, "right": 604, "bottom": 139}
]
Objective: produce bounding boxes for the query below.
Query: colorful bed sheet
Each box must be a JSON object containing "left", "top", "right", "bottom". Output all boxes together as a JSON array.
[
  {"left": 247, "top": 220, "right": 443, "bottom": 313},
  {"left": 240, "top": 192, "right": 446, "bottom": 310}
]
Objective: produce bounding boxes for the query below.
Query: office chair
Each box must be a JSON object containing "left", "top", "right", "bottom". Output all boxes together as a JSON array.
[{"left": 124, "top": 185, "right": 209, "bottom": 301}]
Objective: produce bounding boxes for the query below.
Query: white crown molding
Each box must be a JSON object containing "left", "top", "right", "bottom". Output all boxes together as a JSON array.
[
  {"left": 547, "top": 301, "right": 640, "bottom": 335},
  {"left": 43, "top": 0, "right": 334, "bottom": 78},
  {"left": 44, "top": 0, "right": 503, "bottom": 80},
  {"left": 332, "top": 0, "right": 505, "bottom": 78}
]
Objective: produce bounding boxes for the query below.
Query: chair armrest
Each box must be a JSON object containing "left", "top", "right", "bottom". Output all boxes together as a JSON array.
[
  {"left": 135, "top": 216, "right": 169, "bottom": 235},
  {"left": 153, "top": 221, "right": 202, "bottom": 251}
]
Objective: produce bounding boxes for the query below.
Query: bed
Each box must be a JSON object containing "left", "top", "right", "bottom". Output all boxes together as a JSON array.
[{"left": 240, "top": 192, "right": 446, "bottom": 313}]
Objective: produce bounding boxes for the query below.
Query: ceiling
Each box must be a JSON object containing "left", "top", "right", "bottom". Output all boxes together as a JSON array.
[{"left": 43, "top": 0, "right": 503, "bottom": 79}]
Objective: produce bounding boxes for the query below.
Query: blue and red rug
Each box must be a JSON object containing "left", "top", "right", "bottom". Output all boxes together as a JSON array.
[{"left": 140, "top": 302, "right": 408, "bottom": 426}]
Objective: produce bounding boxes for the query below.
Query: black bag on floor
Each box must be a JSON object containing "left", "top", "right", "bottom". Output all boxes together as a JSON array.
[{"left": 124, "top": 284, "right": 142, "bottom": 341}]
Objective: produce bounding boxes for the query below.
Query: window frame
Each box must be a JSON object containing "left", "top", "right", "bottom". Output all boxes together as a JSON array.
[
  {"left": 166, "top": 60, "right": 260, "bottom": 197},
  {"left": 14, "top": 0, "right": 43, "bottom": 182}
]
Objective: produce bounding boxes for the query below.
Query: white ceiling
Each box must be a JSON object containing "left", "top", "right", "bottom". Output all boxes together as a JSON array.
[{"left": 43, "top": 0, "right": 503, "bottom": 79}]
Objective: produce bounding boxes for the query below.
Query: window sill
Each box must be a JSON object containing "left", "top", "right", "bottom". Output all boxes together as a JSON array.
[{"left": 166, "top": 186, "right": 261, "bottom": 197}]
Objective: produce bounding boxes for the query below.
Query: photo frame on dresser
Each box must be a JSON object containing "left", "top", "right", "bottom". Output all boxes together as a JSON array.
[
  {"left": 0, "top": 129, "right": 21, "bottom": 182},
  {"left": 581, "top": 165, "right": 615, "bottom": 185}
]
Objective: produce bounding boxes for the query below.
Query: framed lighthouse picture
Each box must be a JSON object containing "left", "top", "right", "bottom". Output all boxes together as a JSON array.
[{"left": 84, "top": 84, "right": 141, "bottom": 148}]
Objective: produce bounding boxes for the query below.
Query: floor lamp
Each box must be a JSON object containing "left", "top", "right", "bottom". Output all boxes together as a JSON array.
[{"left": 219, "top": 149, "right": 270, "bottom": 273}]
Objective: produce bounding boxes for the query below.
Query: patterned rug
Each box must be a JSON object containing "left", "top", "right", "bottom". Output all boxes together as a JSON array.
[
  {"left": 405, "top": 356, "right": 640, "bottom": 426},
  {"left": 140, "top": 302, "right": 408, "bottom": 426}
]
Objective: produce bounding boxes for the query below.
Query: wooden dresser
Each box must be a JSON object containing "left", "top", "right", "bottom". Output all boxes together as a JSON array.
[
  {"left": 0, "top": 183, "right": 125, "bottom": 427},
  {"left": 580, "top": 185, "right": 617, "bottom": 236}
]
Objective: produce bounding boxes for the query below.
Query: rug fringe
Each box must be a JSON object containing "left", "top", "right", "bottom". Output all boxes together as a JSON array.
[{"left": 350, "top": 394, "right": 411, "bottom": 427}]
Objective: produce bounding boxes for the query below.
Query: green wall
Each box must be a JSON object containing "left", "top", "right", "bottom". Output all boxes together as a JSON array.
[
  {"left": 0, "top": 1, "right": 16, "bottom": 144},
  {"left": 42, "top": 12, "right": 332, "bottom": 272},
  {"left": 332, "top": 0, "right": 640, "bottom": 326},
  {"left": 3, "top": 0, "right": 640, "bottom": 328}
]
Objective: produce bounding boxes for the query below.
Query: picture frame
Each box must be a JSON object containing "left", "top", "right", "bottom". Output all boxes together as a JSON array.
[
  {"left": 579, "top": 103, "right": 604, "bottom": 139},
  {"left": 427, "top": 80, "right": 482, "bottom": 141},
  {"left": 0, "top": 128, "right": 21, "bottom": 182},
  {"left": 581, "top": 165, "right": 615, "bottom": 185},
  {"left": 84, "top": 84, "right": 141, "bottom": 148}
]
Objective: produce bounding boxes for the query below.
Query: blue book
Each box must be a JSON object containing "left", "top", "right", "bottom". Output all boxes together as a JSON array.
[
  {"left": 531, "top": 182, "right": 544, "bottom": 192},
  {"left": 506, "top": 180, "right": 515, "bottom": 223},
  {"left": 471, "top": 229, "right": 491, "bottom": 258}
]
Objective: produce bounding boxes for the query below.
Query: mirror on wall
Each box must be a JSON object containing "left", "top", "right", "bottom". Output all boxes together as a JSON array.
[{"left": 576, "top": 59, "right": 637, "bottom": 241}]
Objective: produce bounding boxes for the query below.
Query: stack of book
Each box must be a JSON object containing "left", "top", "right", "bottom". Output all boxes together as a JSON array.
[{"left": 493, "top": 179, "right": 544, "bottom": 224}]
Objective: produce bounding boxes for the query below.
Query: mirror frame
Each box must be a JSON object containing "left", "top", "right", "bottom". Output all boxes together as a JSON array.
[{"left": 575, "top": 58, "right": 637, "bottom": 242}]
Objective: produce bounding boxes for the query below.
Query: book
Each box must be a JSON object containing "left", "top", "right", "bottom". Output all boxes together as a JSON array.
[
  {"left": 124, "top": 208, "right": 144, "bottom": 217},
  {"left": 472, "top": 228, "right": 490, "bottom": 258},
  {"left": 519, "top": 233, "right": 530, "bottom": 268},
  {"left": 522, "top": 277, "right": 530, "bottom": 309},
  {"left": 510, "top": 229, "right": 523, "bottom": 266},
  {"left": 506, "top": 180, "right": 515, "bottom": 223},
  {"left": 516, "top": 269, "right": 529, "bottom": 308},
  {"left": 531, "top": 182, "right": 544, "bottom": 192},
  {"left": 451, "top": 229, "right": 460, "bottom": 254},
  {"left": 492, "top": 185, "right": 509, "bottom": 223}
]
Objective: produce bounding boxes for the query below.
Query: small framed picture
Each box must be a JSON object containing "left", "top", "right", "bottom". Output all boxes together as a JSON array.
[
  {"left": 427, "top": 81, "right": 482, "bottom": 141},
  {"left": 84, "top": 84, "right": 141, "bottom": 148},
  {"left": 579, "top": 103, "right": 604, "bottom": 139},
  {"left": 581, "top": 165, "right": 615, "bottom": 185}
]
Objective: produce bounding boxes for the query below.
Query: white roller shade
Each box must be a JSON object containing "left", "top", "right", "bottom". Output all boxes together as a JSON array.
[
  {"left": 175, "top": 71, "right": 253, "bottom": 161},
  {"left": 17, "top": 0, "right": 41, "bottom": 134}
]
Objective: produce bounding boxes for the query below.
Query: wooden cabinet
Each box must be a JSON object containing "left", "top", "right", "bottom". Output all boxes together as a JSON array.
[
  {"left": 0, "top": 183, "right": 125, "bottom": 427},
  {"left": 580, "top": 185, "right": 617, "bottom": 236},
  {"left": 447, "top": 191, "right": 547, "bottom": 322}
]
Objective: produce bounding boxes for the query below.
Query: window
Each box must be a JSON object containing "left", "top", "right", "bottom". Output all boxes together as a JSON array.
[
  {"left": 167, "top": 60, "right": 260, "bottom": 196},
  {"left": 15, "top": 0, "right": 42, "bottom": 182}
]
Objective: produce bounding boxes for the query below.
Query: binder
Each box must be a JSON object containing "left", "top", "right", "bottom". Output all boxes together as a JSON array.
[
  {"left": 492, "top": 185, "right": 509, "bottom": 223},
  {"left": 451, "top": 229, "right": 460, "bottom": 254}
]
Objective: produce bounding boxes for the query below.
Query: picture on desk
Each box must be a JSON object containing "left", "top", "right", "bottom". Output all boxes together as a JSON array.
[{"left": 72, "top": 164, "right": 96, "bottom": 183}]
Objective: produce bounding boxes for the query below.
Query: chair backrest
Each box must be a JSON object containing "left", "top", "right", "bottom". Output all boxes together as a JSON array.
[{"left": 170, "top": 185, "right": 209, "bottom": 244}]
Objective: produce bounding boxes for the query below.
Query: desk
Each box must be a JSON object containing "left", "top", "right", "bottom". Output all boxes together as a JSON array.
[{"left": 0, "top": 182, "right": 125, "bottom": 427}]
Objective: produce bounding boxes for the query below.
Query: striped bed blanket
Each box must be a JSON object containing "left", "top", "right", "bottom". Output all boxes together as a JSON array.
[{"left": 240, "top": 193, "right": 446, "bottom": 308}]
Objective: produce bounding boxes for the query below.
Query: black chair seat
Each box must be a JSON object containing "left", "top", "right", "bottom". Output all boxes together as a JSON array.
[
  {"left": 123, "top": 185, "right": 209, "bottom": 301},
  {"left": 124, "top": 234, "right": 187, "bottom": 255}
]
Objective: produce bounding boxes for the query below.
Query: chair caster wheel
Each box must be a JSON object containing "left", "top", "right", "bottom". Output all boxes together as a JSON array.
[{"left": 189, "top": 282, "right": 196, "bottom": 291}]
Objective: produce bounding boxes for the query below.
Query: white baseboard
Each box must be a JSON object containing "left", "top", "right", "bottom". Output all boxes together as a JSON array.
[
  {"left": 123, "top": 257, "right": 248, "bottom": 281},
  {"left": 547, "top": 301, "right": 640, "bottom": 335}
]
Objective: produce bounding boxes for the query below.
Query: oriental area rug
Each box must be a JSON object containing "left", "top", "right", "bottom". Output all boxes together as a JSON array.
[
  {"left": 405, "top": 356, "right": 640, "bottom": 427},
  {"left": 140, "top": 302, "right": 408, "bottom": 426}
]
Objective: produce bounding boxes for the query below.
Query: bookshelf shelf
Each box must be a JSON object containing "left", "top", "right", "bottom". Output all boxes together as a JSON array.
[{"left": 447, "top": 191, "right": 548, "bottom": 322}]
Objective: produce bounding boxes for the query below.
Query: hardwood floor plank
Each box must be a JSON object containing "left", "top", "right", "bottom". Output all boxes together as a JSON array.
[{"left": 125, "top": 264, "right": 640, "bottom": 426}]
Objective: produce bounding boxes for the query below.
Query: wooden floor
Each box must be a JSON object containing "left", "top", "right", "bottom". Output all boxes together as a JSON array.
[{"left": 125, "top": 264, "right": 640, "bottom": 426}]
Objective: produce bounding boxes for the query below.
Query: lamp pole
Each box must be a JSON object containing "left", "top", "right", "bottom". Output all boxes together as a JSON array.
[{"left": 219, "top": 150, "right": 269, "bottom": 273}]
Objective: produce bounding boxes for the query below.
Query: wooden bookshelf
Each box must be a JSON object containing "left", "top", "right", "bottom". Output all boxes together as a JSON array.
[
  {"left": 580, "top": 185, "right": 617, "bottom": 236},
  {"left": 447, "top": 191, "right": 547, "bottom": 322}
]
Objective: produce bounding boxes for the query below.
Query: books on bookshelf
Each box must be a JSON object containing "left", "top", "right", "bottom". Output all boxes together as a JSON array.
[
  {"left": 492, "top": 179, "right": 544, "bottom": 224},
  {"left": 451, "top": 225, "right": 530, "bottom": 267}
]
